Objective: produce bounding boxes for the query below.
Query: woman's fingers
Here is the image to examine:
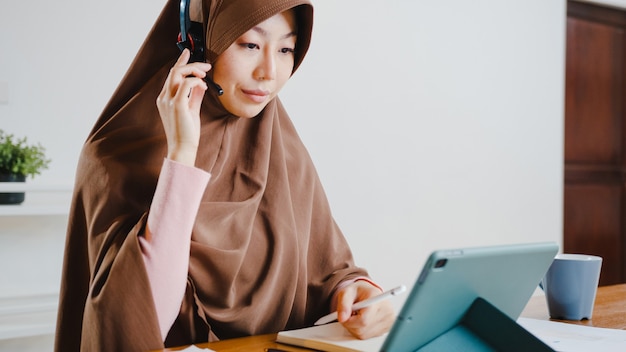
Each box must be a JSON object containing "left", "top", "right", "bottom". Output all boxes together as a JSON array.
[
  {"left": 171, "top": 76, "right": 207, "bottom": 113},
  {"left": 162, "top": 49, "right": 211, "bottom": 98},
  {"left": 341, "top": 300, "right": 395, "bottom": 339},
  {"left": 176, "top": 47, "right": 191, "bottom": 65},
  {"left": 334, "top": 281, "right": 396, "bottom": 340}
]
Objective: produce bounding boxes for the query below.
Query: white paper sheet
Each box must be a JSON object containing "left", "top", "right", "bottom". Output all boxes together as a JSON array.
[{"left": 517, "top": 317, "right": 626, "bottom": 352}]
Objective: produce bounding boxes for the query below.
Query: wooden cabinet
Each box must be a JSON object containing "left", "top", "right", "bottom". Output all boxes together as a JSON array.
[{"left": 564, "top": 1, "right": 626, "bottom": 285}]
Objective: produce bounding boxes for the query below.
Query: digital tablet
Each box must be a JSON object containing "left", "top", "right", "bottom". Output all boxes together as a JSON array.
[{"left": 380, "top": 241, "right": 558, "bottom": 351}]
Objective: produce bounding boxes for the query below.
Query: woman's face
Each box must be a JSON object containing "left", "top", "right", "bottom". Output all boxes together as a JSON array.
[{"left": 213, "top": 10, "right": 297, "bottom": 118}]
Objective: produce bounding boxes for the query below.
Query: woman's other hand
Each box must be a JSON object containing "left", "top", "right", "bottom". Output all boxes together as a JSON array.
[
  {"left": 156, "top": 49, "right": 211, "bottom": 166},
  {"left": 335, "top": 280, "right": 396, "bottom": 340}
]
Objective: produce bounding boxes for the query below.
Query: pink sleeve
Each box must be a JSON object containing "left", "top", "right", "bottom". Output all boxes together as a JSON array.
[{"left": 138, "top": 158, "right": 211, "bottom": 341}]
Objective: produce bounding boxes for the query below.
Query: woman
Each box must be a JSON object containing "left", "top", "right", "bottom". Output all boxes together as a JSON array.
[{"left": 54, "top": 0, "right": 394, "bottom": 351}]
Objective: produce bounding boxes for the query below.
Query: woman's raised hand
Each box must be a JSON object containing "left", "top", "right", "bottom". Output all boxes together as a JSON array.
[{"left": 156, "top": 49, "right": 211, "bottom": 166}]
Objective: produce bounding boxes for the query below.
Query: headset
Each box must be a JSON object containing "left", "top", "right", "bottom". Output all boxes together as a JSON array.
[{"left": 176, "top": 0, "right": 223, "bottom": 95}]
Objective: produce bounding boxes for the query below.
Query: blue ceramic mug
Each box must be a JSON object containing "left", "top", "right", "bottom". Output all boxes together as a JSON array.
[{"left": 540, "top": 254, "right": 602, "bottom": 320}]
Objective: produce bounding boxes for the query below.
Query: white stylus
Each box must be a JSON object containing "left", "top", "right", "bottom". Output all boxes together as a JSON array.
[{"left": 313, "top": 285, "right": 407, "bottom": 326}]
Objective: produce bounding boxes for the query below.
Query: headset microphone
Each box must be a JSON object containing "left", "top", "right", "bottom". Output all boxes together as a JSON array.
[{"left": 176, "top": 0, "right": 223, "bottom": 95}]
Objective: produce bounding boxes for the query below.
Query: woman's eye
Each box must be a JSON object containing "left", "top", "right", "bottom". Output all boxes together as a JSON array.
[
  {"left": 242, "top": 43, "right": 259, "bottom": 50},
  {"left": 280, "top": 48, "right": 295, "bottom": 54}
]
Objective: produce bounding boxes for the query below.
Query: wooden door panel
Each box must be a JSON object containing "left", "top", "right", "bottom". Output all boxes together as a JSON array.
[
  {"left": 564, "top": 1, "right": 626, "bottom": 285},
  {"left": 564, "top": 184, "right": 623, "bottom": 285},
  {"left": 565, "top": 17, "right": 623, "bottom": 164}
]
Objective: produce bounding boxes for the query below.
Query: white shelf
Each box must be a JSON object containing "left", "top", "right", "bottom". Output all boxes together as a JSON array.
[
  {"left": 0, "top": 183, "right": 72, "bottom": 216},
  {"left": 0, "top": 204, "right": 70, "bottom": 216},
  {"left": 0, "top": 293, "right": 58, "bottom": 340},
  {"left": 0, "top": 183, "right": 69, "bottom": 193}
]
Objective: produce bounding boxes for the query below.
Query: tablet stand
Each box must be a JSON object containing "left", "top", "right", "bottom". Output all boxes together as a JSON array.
[{"left": 416, "top": 297, "right": 554, "bottom": 352}]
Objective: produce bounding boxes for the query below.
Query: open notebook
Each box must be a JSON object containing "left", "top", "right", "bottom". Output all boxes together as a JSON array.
[
  {"left": 276, "top": 242, "right": 558, "bottom": 352},
  {"left": 277, "top": 322, "right": 386, "bottom": 352}
]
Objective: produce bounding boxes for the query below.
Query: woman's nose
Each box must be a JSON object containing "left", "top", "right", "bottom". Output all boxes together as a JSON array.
[{"left": 255, "top": 51, "right": 276, "bottom": 81}]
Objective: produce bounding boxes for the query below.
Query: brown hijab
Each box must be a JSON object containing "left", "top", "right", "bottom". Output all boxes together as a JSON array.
[{"left": 54, "top": 0, "right": 368, "bottom": 351}]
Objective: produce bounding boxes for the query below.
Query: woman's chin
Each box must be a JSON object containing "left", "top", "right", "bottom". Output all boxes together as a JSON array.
[{"left": 227, "top": 104, "right": 267, "bottom": 119}]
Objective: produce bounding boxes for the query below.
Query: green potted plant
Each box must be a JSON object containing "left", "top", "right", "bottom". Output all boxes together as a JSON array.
[{"left": 0, "top": 129, "right": 51, "bottom": 204}]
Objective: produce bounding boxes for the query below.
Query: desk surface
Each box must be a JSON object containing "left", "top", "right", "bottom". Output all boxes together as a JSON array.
[{"left": 163, "top": 283, "right": 626, "bottom": 351}]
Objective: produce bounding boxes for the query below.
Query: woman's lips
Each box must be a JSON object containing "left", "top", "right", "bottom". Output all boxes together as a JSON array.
[{"left": 242, "top": 89, "right": 270, "bottom": 103}]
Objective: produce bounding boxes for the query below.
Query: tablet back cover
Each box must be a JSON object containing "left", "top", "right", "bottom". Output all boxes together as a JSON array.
[{"left": 380, "top": 242, "right": 558, "bottom": 352}]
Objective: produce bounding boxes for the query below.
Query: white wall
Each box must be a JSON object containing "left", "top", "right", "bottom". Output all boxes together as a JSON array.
[
  {"left": 0, "top": 0, "right": 163, "bottom": 188},
  {"left": 0, "top": 0, "right": 565, "bottom": 349},
  {"left": 282, "top": 0, "right": 565, "bottom": 291}
]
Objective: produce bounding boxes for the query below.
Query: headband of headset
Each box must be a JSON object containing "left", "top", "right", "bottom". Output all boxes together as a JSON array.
[{"left": 176, "top": 0, "right": 205, "bottom": 63}]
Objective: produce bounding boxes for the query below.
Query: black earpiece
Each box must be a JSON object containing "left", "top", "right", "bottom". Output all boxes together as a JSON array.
[{"left": 176, "top": 0, "right": 223, "bottom": 95}]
